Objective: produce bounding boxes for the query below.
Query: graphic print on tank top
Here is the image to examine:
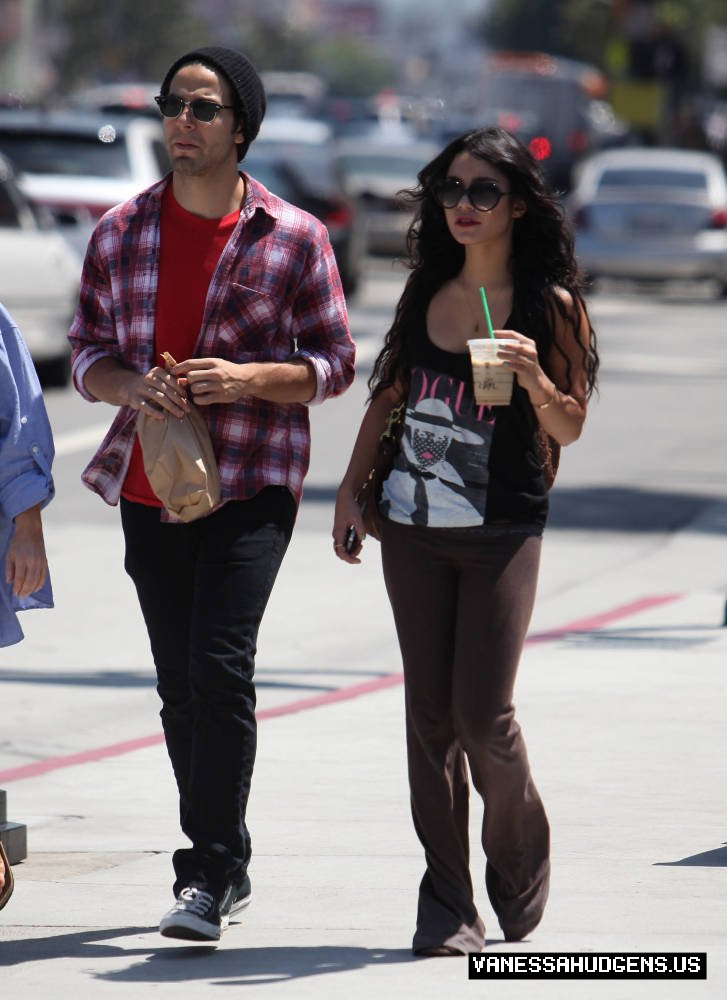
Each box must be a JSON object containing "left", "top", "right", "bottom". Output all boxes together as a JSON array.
[{"left": 381, "top": 365, "right": 495, "bottom": 527}]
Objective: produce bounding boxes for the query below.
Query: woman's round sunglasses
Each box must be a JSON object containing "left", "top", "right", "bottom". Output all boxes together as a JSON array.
[
  {"left": 432, "top": 177, "right": 511, "bottom": 212},
  {"left": 155, "top": 94, "right": 234, "bottom": 124}
]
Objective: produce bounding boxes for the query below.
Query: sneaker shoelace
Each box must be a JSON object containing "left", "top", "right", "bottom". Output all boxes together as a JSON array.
[{"left": 176, "top": 887, "right": 214, "bottom": 915}]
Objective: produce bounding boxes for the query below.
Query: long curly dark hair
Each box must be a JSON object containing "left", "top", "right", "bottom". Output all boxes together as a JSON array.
[{"left": 368, "top": 126, "right": 599, "bottom": 400}]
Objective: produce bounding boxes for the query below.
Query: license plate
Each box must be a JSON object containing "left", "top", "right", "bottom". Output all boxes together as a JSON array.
[{"left": 628, "top": 209, "right": 672, "bottom": 234}]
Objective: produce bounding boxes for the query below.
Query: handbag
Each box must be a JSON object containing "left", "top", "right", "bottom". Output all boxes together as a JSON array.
[
  {"left": 536, "top": 425, "right": 560, "bottom": 491},
  {"left": 355, "top": 401, "right": 406, "bottom": 541},
  {"left": 135, "top": 354, "right": 221, "bottom": 523}
]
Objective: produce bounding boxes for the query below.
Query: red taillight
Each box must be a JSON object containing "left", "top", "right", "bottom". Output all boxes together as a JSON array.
[
  {"left": 709, "top": 207, "right": 727, "bottom": 229},
  {"left": 529, "top": 136, "right": 552, "bottom": 161},
  {"left": 323, "top": 203, "right": 353, "bottom": 229}
]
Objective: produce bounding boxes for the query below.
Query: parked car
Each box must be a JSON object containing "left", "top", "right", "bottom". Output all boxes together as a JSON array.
[
  {"left": 247, "top": 117, "right": 366, "bottom": 294},
  {"left": 334, "top": 136, "right": 438, "bottom": 255},
  {"left": 0, "top": 153, "right": 80, "bottom": 386},
  {"left": 568, "top": 147, "right": 727, "bottom": 294},
  {"left": 0, "top": 110, "right": 168, "bottom": 250}
]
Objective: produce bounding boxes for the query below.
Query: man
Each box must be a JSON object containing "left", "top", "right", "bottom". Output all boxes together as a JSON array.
[{"left": 68, "top": 47, "right": 354, "bottom": 942}]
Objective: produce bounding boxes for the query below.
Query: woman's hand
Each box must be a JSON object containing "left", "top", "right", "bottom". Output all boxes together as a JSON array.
[
  {"left": 6, "top": 504, "right": 47, "bottom": 597},
  {"left": 495, "top": 330, "right": 553, "bottom": 404},
  {"left": 332, "top": 489, "right": 366, "bottom": 564}
]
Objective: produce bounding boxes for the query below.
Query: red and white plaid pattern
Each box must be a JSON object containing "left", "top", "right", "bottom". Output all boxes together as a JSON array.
[{"left": 69, "top": 174, "right": 355, "bottom": 513}]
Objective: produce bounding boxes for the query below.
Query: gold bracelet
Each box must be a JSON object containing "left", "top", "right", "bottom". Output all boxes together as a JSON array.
[{"left": 533, "top": 386, "right": 557, "bottom": 410}]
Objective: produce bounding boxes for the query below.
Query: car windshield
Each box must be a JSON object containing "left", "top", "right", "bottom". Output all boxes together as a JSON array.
[
  {"left": 596, "top": 168, "right": 708, "bottom": 191},
  {"left": 0, "top": 132, "right": 131, "bottom": 178},
  {"left": 251, "top": 142, "right": 337, "bottom": 188},
  {"left": 247, "top": 148, "right": 339, "bottom": 199},
  {"left": 244, "top": 160, "right": 295, "bottom": 202}
]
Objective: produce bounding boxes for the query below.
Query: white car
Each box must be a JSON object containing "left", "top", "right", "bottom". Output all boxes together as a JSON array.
[
  {"left": 0, "top": 110, "right": 168, "bottom": 253},
  {"left": 569, "top": 147, "right": 727, "bottom": 294},
  {"left": 0, "top": 154, "right": 80, "bottom": 385}
]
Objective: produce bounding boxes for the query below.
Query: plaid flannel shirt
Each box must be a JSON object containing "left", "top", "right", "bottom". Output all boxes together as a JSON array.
[{"left": 69, "top": 174, "right": 355, "bottom": 513}]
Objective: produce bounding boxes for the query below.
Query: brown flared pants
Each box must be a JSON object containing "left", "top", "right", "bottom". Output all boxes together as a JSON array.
[{"left": 381, "top": 520, "right": 550, "bottom": 954}]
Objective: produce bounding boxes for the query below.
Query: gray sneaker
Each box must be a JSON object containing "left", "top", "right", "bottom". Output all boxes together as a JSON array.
[
  {"left": 159, "top": 886, "right": 223, "bottom": 941},
  {"left": 222, "top": 873, "right": 252, "bottom": 923}
]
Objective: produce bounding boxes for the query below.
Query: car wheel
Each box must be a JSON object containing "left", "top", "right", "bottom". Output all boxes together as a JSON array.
[
  {"left": 35, "top": 354, "right": 71, "bottom": 389},
  {"left": 340, "top": 266, "right": 359, "bottom": 297}
]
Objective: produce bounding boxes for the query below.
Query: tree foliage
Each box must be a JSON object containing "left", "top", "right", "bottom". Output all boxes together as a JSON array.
[
  {"left": 311, "top": 39, "right": 395, "bottom": 97},
  {"left": 482, "top": 0, "right": 727, "bottom": 74},
  {"left": 50, "top": 0, "right": 209, "bottom": 87},
  {"left": 48, "top": 1, "right": 393, "bottom": 99}
]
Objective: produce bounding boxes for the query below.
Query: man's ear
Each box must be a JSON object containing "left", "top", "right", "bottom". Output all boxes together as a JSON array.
[{"left": 232, "top": 121, "right": 245, "bottom": 146}]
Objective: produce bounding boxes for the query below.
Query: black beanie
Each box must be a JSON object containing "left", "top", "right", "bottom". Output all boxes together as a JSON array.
[{"left": 160, "top": 46, "right": 266, "bottom": 161}]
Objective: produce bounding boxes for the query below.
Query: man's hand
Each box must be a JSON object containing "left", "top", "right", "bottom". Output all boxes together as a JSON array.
[
  {"left": 84, "top": 357, "right": 189, "bottom": 419},
  {"left": 172, "top": 358, "right": 248, "bottom": 405},
  {"left": 172, "top": 357, "right": 316, "bottom": 405},
  {"left": 128, "top": 365, "right": 190, "bottom": 419},
  {"left": 6, "top": 504, "right": 47, "bottom": 598}
]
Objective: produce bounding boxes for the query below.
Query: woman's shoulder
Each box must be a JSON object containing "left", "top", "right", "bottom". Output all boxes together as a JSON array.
[{"left": 539, "top": 284, "right": 586, "bottom": 324}]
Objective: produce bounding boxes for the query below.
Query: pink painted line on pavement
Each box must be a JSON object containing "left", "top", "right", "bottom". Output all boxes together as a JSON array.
[
  {"left": 525, "top": 592, "right": 683, "bottom": 643},
  {"left": 0, "top": 592, "right": 682, "bottom": 785}
]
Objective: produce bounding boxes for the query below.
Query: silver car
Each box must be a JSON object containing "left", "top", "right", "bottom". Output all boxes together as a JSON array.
[
  {"left": 335, "top": 134, "right": 438, "bottom": 256},
  {"left": 569, "top": 147, "right": 727, "bottom": 294}
]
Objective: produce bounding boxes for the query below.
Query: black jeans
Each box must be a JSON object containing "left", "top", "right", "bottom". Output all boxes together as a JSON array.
[{"left": 120, "top": 488, "right": 296, "bottom": 897}]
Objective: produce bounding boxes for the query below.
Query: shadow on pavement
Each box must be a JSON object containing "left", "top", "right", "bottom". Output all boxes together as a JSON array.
[
  {"left": 96, "top": 943, "right": 415, "bottom": 986},
  {"left": 655, "top": 843, "right": 727, "bottom": 868},
  {"left": 0, "top": 670, "right": 339, "bottom": 692},
  {"left": 302, "top": 485, "right": 726, "bottom": 535},
  {"left": 0, "top": 927, "right": 157, "bottom": 966},
  {"left": 1, "top": 929, "right": 415, "bottom": 982},
  {"left": 548, "top": 487, "right": 725, "bottom": 534}
]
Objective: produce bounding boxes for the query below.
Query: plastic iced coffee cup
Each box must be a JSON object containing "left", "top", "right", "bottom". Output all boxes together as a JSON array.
[{"left": 467, "top": 338, "right": 517, "bottom": 406}]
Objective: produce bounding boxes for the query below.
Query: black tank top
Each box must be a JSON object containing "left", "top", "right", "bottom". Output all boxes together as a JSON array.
[{"left": 380, "top": 304, "right": 548, "bottom": 530}]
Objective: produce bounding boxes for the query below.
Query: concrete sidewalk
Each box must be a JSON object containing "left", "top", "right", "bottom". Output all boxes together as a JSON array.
[{"left": 1, "top": 497, "right": 726, "bottom": 998}]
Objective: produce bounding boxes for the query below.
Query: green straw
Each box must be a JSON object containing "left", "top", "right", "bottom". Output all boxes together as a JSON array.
[{"left": 479, "top": 286, "right": 495, "bottom": 339}]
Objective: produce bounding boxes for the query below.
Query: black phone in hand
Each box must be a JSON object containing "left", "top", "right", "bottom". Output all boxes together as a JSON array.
[{"left": 344, "top": 525, "right": 359, "bottom": 554}]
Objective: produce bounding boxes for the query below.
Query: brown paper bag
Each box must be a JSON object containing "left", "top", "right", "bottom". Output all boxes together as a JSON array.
[{"left": 135, "top": 353, "right": 221, "bottom": 522}]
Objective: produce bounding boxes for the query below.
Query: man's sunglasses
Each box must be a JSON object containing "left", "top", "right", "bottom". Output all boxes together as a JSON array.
[
  {"left": 432, "top": 177, "right": 511, "bottom": 212},
  {"left": 154, "top": 94, "right": 234, "bottom": 123}
]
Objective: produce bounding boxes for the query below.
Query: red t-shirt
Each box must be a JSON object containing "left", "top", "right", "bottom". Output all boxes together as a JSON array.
[{"left": 122, "top": 184, "right": 240, "bottom": 505}]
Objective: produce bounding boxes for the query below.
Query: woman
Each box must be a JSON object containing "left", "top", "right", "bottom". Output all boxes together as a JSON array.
[
  {"left": 0, "top": 301, "right": 55, "bottom": 909},
  {"left": 333, "top": 127, "right": 598, "bottom": 955}
]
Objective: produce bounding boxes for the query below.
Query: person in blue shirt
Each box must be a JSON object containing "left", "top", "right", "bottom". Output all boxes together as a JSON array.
[
  {"left": 0, "top": 303, "right": 54, "bottom": 644},
  {"left": 0, "top": 302, "right": 54, "bottom": 910}
]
